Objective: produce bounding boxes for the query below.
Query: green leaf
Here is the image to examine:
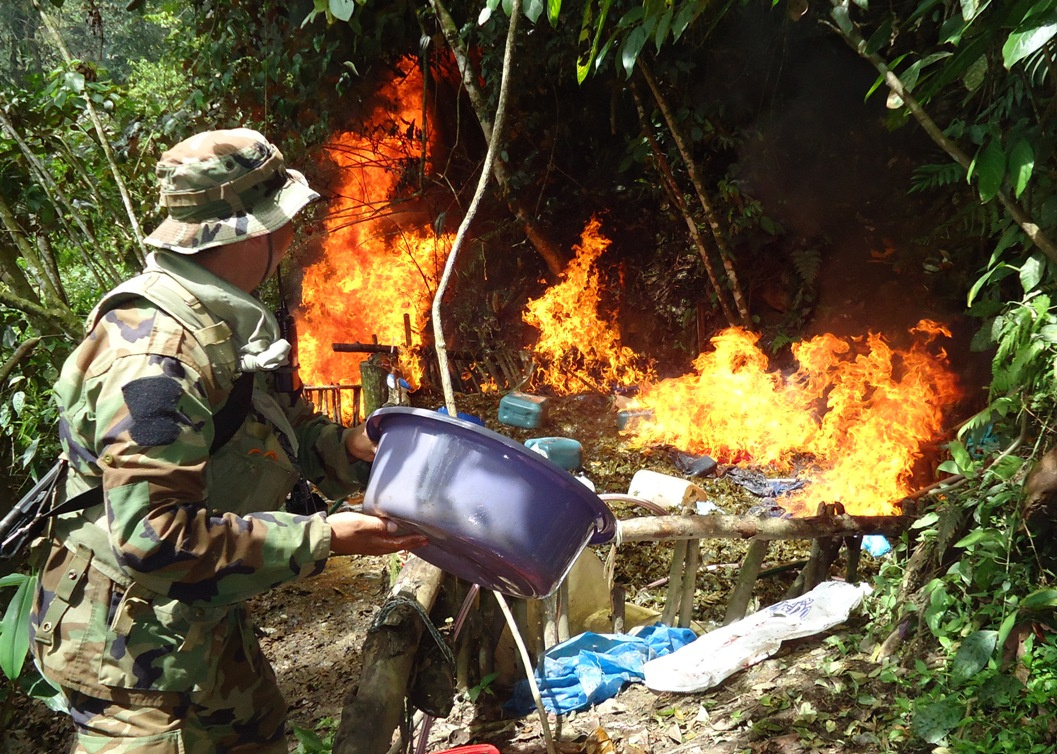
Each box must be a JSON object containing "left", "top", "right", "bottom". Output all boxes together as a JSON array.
[
  {"left": 328, "top": 0, "right": 356, "bottom": 22},
  {"left": 831, "top": 3, "right": 853, "bottom": 35},
  {"left": 1009, "top": 138, "right": 1034, "bottom": 198},
  {"left": 0, "top": 574, "right": 28, "bottom": 590},
  {"left": 524, "top": 0, "right": 545, "bottom": 24},
  {"left": 960, "top": 0, "right": 980, "bottom": 22},
  {"left": 997, "top": 610, "right": 1018, "bottom": 653},
  {"left": 19, "top": 671, "right": 64, "bottom": 711},
  {"left": 1021, "top": 588, "right": 1057, "bottom": 609},
  {"left": 576, "top": 0, "right": 613, "bottom": 85},
  {"left": 1020, "top": 253, "right": 1045, "bottom": 293},
  {"left": 951, "top": 630, "right": 997, "bottom": 685},
  {"left": 654, "top": 7, "right": 672, "bottom": 50},
  {"left": 990, "top": 454, "right": 1023, "bottom": 480},
  {"left": 946, "top": 439, "right": 974, "bottom": 475},
  {"left": 0, "top": 575, "right": 34, "bottom": 681},
  {"left": 290, "top": 722, "right": 327, "bottom": 752},
  {"left": 547, "top": 0, "right": 561, "bottom": 25},
  {"left": 671, "top": 1, "right": 699, "bottom": 41},
  {"left": 620, "top": 25, "right": 647, "bottom": 78},
  {"left": 1004, "top": 12, "right": 1057, "bottom": 69},
  {"left": 912, "top": 511, "right": 940, "bottom": 530},
  {"left": 968, "top": 263, "right": 1012, "bottom": 307},
  {"left": 912, "top": 698, "right": 963, "bottom": 743},
  {"left": 63, "top": 71, "right": 85, "bottom": 94},
  {"left": 962, "top": 53, "right": 987, "bottom": 92},
  {"left": 975, "top": 138, "right": 1005, "bottom": 202},
  {"left": 936, "top": 459, "right": 962, "bottom": 474},
  {"left": 954, "top": 528, "right": 997, "bottom": 549},
  {"left": 976, "top": 672, "right": 1023, "bottom": 706}
]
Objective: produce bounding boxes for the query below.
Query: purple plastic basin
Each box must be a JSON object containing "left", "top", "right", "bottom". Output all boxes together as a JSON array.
[{"left": 362, "top": 407, "right": 616, "bottom": 598}]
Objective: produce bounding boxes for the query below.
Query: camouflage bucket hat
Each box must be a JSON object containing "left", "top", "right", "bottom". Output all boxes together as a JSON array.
[{"left": 143, "top": 128, "right": 320, "bottom": 253}]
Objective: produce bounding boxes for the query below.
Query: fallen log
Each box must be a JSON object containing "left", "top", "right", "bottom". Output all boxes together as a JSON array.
[
  {"left": 333, "top": 556, "right": 445, "bottom": 754},
  {"left": 616, "top": 513, "right": 912, "bottom": 543}
]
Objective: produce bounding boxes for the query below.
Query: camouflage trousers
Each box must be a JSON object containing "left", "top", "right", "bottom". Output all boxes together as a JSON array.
[
  {"left": 32, "top": 544, "right": 289, "bottom": 753},
  {"left": 62, "top": 677, "right": 289, "bottom": 754}
]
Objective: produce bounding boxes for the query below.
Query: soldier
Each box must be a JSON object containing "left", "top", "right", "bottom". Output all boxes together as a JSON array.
[{"left": 29, "top": 128, "right": 428, "bottom": 753}]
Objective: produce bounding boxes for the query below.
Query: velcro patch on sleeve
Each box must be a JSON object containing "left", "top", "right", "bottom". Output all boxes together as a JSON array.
[{"left": 122, "top": 375, "right": 185, "bottom": 447}]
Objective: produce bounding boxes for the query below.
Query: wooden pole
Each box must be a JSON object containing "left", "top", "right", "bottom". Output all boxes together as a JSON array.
[
  {"left": 360, "top": 355, "right": 388, "bottom": 417},
  {"left": 333, "top": 557, "right": 444, "bottom": 754},
  {"left": 723, "top": 538, "right": 771, "bottom": 625},
  {"left": 660, "top": 539, "right": 688, "bottom": 625},
  {"left": 617, "top": 513, "right": 911, "bottom": 543},
  {"left": 677, "top": 540, "right": 700, "bottom": 629}
]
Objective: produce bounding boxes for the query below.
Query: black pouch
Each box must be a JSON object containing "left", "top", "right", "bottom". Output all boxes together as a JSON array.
[{"left": 0, "top": 461, "right": 100, "bottom": 560}]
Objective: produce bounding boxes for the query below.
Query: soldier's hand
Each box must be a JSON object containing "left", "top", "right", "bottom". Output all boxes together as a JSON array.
[
  {"left": 344, "top": 423, "right": 377, "bottom": 462},
  {"left": 327, "top": 511, "right": 427, "bottom": 556}
]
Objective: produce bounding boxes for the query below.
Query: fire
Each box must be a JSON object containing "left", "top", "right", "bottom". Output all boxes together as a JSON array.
[
  {"left": 523, "top": 216, "right": 655, "bottom": 393},
  {"left": 528, "top": 219, "right": 962, "bottom": 516},
  {"left": 295, "top": 57, "right": 454, "bottom": 401}
]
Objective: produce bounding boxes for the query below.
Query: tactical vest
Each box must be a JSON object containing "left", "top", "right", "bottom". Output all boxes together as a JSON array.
[
  {"left": 86, "top": 270, "right": 241, "bottom": 392},
  {"left": 54, "top": 271, "right": 299, "bottom": 589}
]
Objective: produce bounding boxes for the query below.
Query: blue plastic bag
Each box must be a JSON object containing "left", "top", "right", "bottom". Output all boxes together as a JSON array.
[{"left": 506, "top": 623, "right": 697, "bottom": 716}]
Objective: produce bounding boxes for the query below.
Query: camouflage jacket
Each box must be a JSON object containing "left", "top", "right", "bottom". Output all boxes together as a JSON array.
[{"left": 32, "top": 264, "right": 368, "bottom": 700}]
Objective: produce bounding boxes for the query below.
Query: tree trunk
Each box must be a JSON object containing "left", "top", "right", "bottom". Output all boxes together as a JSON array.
[
  {"left": 35, "top": 0, "right": 147, "bottom": 265},
  {"left": 629, "top": 82, "right": 740, "bottom": 327},
  {"left": 637, "top": 60, "right": 752, "bottom": 327},
  {"left": 333, "top": 557, "right": 445, "bottom": 754},
  {"left": 829, "top": 2, "right": 1057, "bottom": 265},
  {"left": 427, "top": 0, "right": 566, "bottom": 277}
]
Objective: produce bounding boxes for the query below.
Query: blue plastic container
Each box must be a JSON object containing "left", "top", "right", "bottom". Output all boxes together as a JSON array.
[
  {"left": 363, "top": 407, "right": 616, "bottom": 598},
  {"left": 524, "top": 437, "right": 583, "bottom": 471},
  {"left": 435, "top": 406, "right": 486, "bottom": 426},
  {"left": 617, "top": 408, "right": 653, "bottom": 430},
  {"left": 498, "top": 391, "right": 549, "bottom": 429}
]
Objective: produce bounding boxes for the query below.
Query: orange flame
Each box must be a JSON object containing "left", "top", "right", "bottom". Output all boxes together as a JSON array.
[
  {"left": 523, "top": 216, "right": 655, "bottom": 393},
  {"left": 528, "top": 219, "right": 962, "bottom": 516},
  {"left": 296, "top": 58, "right": 454, "bottom": 402},
  {"left": 623, "top": 321, "right": 961, "bottom": 514}
]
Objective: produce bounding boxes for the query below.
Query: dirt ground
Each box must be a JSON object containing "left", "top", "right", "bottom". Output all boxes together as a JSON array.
[
  {"left": 2, "top": 391, "right": 913, "bottom": 754},
  {"left": 255, "top": 553, "right": 905, "bottom": 754}
]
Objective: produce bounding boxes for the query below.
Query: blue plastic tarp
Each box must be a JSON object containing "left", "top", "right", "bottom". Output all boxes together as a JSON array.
[{"left": 506, "top": 623, "right": 697, "bottom": 716}]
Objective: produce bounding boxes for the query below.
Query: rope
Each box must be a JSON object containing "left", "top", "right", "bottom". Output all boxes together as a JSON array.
[{"left": 372, "top": 594, "right": 455, "bottom": 672}]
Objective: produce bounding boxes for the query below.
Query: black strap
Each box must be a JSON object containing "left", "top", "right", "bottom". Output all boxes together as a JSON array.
[{"left": 210, "top": 372, "right": 255, "bottom": 453}]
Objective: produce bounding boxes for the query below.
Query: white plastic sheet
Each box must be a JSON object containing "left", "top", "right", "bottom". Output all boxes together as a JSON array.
[{"left": 642, "top": 580, "right": 872, "bottom": 693}]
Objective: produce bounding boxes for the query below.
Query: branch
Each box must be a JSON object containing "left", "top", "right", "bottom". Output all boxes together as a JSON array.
[
  {"left": 0, "top": 105, "right": 116, "bottom": 289},
  {"left": 34, "top": 0, "right": 147, "bottom": 265},
  {"left": 431, "top": 0, "right": 522, "bottom": 416},
  {"left": 0, "top": 284, "right": 79, "bottom": 334},
  {"left": 617, "top": 512, "right": 913, "bottom": 542},
  {"left": 0, "top": 337, "right": 41, "bottom": 385},
  {"left": 638, "top": 59, "right": 751, "bottom": 326},
  {"left": 630, "top": 81, "right": 739, "bottom": 327},
  {"left": 0, "top": 187, "right": 69, "bottom": 308},
  {"left": 828, "top": 1, "right": 1057, "bottom": 265},
  {"left": 427, "top": 0, "right": 565, "bottom": 275}
]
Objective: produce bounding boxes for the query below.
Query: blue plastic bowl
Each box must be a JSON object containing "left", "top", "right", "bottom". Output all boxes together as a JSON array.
[{"left": 363, "top": 407, "right": 616, "bottom": 598}]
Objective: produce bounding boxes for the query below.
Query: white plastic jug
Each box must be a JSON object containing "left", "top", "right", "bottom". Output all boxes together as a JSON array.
[{"left": 627, "top": 469, "right": 708, "bottom": 510}]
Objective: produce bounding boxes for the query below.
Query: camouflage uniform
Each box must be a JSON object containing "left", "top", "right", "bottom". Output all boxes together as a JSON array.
[{"left": 30, "top": 130, "right": 363, "bottom": 753}]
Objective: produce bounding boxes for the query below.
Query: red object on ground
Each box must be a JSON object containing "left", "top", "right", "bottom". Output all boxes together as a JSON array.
[{"left": 434, "top": 746, "right": 500, "bottom": 754}]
